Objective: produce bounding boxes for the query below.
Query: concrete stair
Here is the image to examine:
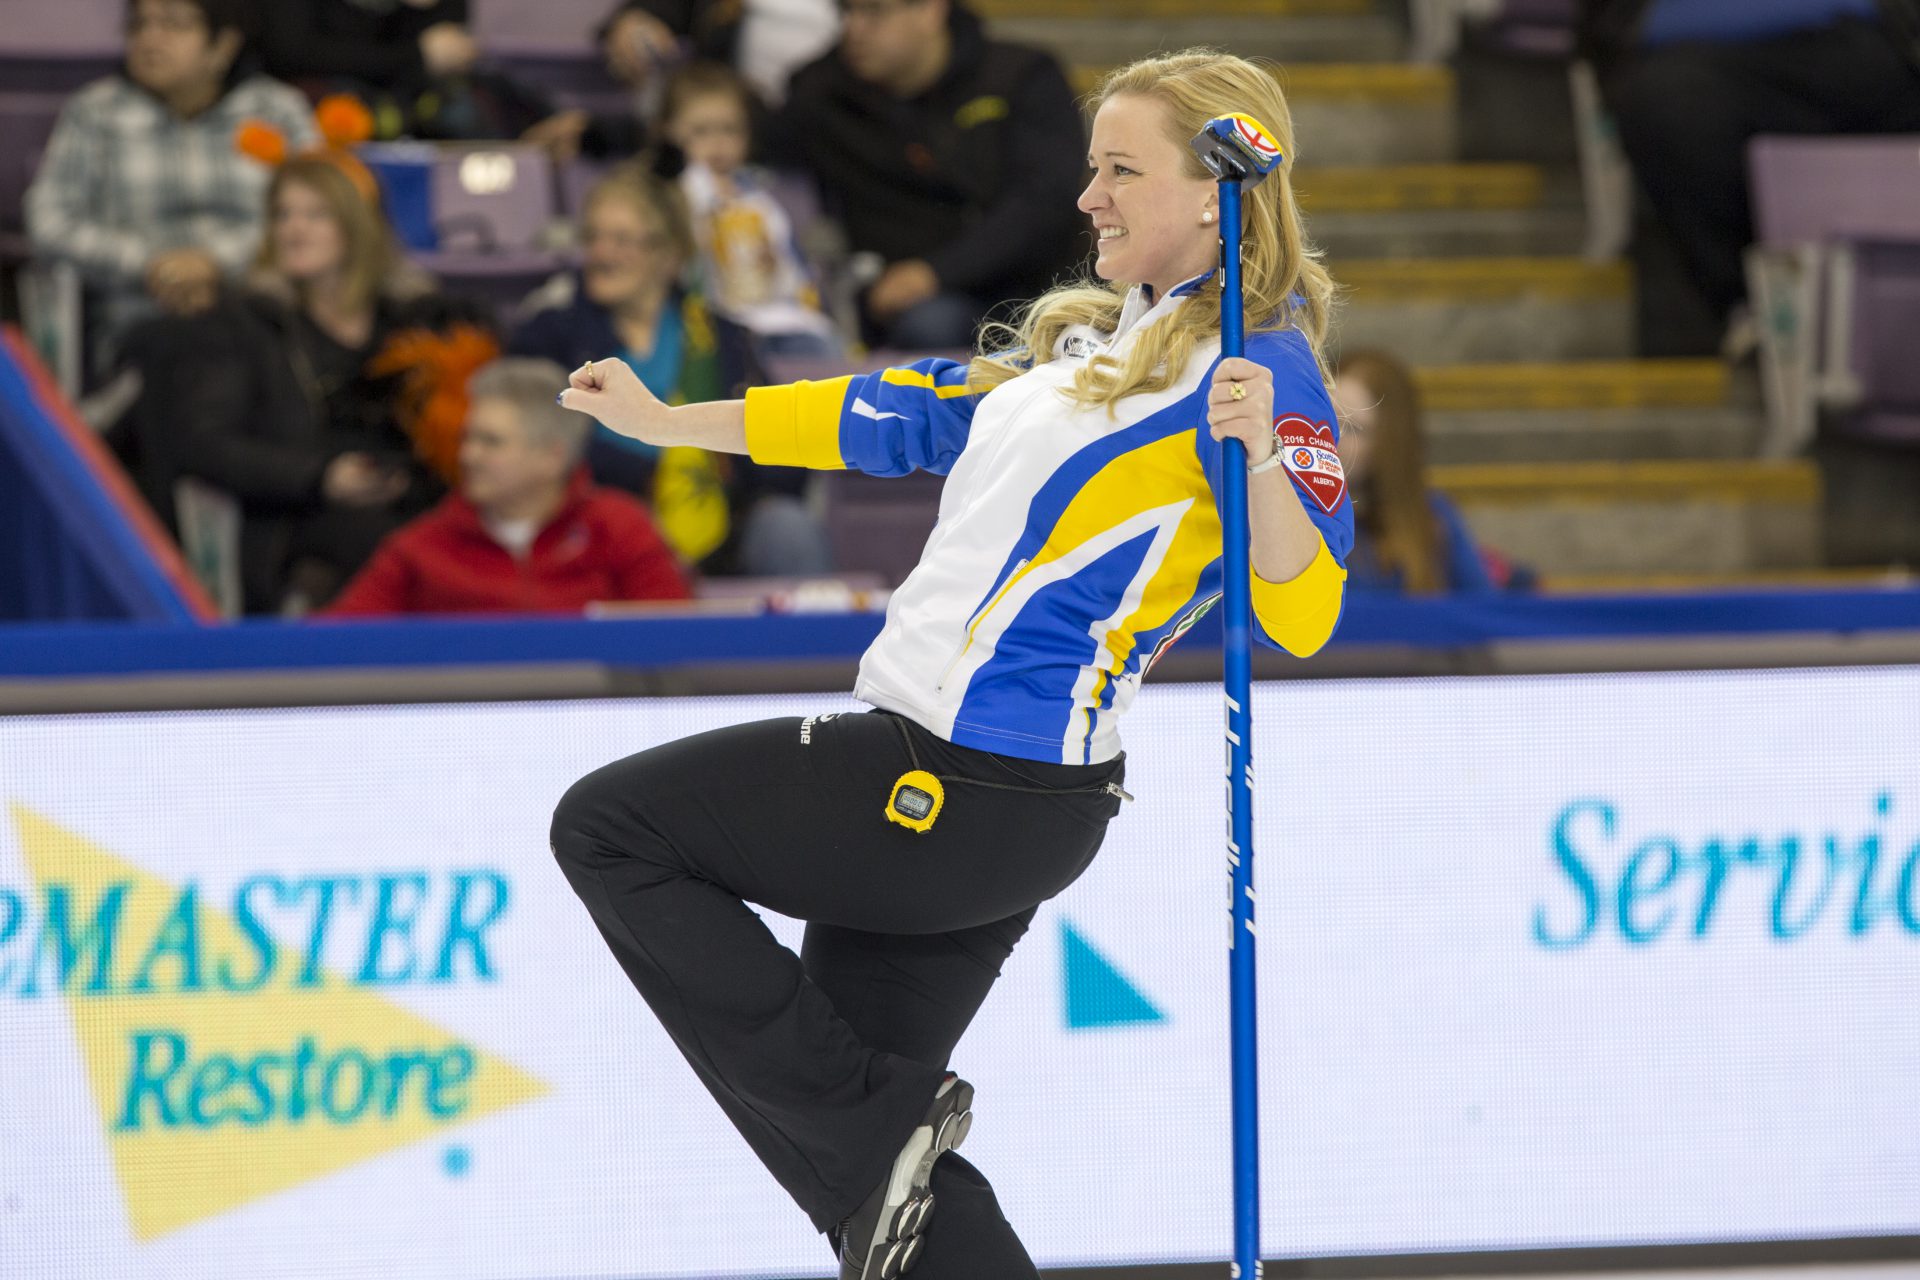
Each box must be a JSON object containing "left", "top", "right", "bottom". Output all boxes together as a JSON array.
[
  {"left": 1004, "top": 4, "right": 1403, "bottom": 68},
  {"left": 1300, "top": 163, "right": 1586, "bottom": 258},
  {"left": 1303, "top": 163, "right": 1547, "bottom": 212},
  {"left": 1434, "top": 459, "right": 1822, "bottom": 576},
  {"left": 1414, "top": 360, "right": 1760, "bottom": 464},
  {"left": 1281, "top": 64, "right": 1457, "bottom": 166},
  {"left": 1073, "top": 63, "right": 1453, "bottom": 164},
  {"left": 1336, "top": 257, "right": 1633, "bottom": 363}
]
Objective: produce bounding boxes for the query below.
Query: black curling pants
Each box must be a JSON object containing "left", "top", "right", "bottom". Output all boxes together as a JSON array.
[{"left": 549, "top": 708, "right": 1125, "bottom": 1276}]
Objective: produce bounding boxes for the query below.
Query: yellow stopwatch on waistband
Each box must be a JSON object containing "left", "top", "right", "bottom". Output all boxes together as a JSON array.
[{"left": 885, "top": 770, "right": 946, "bottom": 833}]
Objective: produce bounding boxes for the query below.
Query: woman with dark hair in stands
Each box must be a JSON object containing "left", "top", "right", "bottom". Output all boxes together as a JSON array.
[
  {"left": 121, "top": 152, "right": 481, "bottom": 613},
  {"left": 508, "top": 163, "right": 830, "bottom": 575},
  {"left": 1331, "top": 348, "right": 1503, "bottom": 594},
  {"left": 24, "top": 0, "right": 317, "bottom": 376}
]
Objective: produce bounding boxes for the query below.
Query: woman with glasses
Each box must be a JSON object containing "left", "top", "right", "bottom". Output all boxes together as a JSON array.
[{"left": 508, "top": 164, "right": 829, "bottom": 576}]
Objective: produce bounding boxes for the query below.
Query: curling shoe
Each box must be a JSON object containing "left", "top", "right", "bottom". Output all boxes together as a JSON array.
[{"left": 837, "top": 1073, "right": 974, "bottom": 1280}]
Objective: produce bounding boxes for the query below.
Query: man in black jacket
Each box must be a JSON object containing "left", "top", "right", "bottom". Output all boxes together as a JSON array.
[
  {"left": 776, "top": 0, "right": 1087, "bottom": 349},
  {"left": 259, "top": 0, "right": 479, "bottom": 100},
  {"left": 1578, "top": 0, "right": 1920, "bottom": 351}
]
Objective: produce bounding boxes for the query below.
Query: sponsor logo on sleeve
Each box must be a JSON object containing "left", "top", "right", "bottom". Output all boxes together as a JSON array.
[{"left": 1273, "top": 416, "right": 1346, "bottom": 514}]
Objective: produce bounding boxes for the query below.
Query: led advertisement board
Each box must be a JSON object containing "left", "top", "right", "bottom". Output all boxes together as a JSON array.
[{"left": 2, "top": 667, "right": 1916, "bottom": 1277}]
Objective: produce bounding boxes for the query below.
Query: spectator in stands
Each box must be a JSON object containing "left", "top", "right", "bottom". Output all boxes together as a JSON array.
[
  {"left": 325, "top": 357, "right": 691, "bottom": 615},
  {"left": 775, "top": 0, "right": 1086, "bottom": 349},
  {"left": 536, "top": 0, "right": 837, "bottom": 164},
  {"left": 118, "top": 152, "right": 479, "bottom": 613},
  {"left": 1580, "top": 0, "right": 1920, "bottom": 355},
  {"left": 1332, "top": 349, "right": 1505, "bottom": 594},
  {"left": 523, "top": 0, "right": 724, "bottom": 162},
  {"left": 24, "top": 0, "right": 317, "bottom": 377},
  {"left": 662, "top": 62, "right": 843, "bottom": 358},
  {"left": 260, "top": 0, "right": 476, "bottom": 101},
  {"left": 508, "top": 164, "right": 831, "bottom": 575},
  {"left": 600, "top": 0, "right": 838, "bottom": 106},
  {"left": 259, "top": 0, "right": 562, "bottom": 141}
]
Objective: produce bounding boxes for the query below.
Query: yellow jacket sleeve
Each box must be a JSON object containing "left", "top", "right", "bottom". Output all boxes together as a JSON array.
[
  {"left": 742, "top": 377, "right": 855, "bottom": 470},
  {"left": 1249, "top": 535, "right": 1347, "bottom": 658}
]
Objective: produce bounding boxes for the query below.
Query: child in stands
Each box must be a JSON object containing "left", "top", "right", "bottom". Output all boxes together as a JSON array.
[{"left": 662, "top": 61, "right": 844, "bottom": 358}]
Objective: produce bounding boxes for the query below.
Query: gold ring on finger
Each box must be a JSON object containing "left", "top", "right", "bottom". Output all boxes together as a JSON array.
[
  {"left": 584, "top": 359, "right": 596, "bottom": 382},
  {"left": 1229, "top": 381, "right": 1246, "bottom": 401}
]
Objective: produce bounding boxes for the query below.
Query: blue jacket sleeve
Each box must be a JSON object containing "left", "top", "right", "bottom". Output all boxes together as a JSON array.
[
  {"left": 742, "top": 357, "right": 981, "bottom": 476},
  {"left": 1430, "top": 491, "right": 1497, "bottom": 592},
  {"left": 1195, "top": 329, "right": 1354, "bottom": 657}
]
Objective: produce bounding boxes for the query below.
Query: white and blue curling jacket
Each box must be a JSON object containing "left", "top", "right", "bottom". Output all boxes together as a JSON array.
[{"left": 744, "top": 277, "right": 1354, "bottom": 764}]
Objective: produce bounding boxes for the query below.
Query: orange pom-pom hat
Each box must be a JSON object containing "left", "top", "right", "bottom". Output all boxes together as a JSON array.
[
  {"left": 234, "top": 94, "right": 380, "bottom": 207},
  {"left": 314, "top": 93, "right": 375, "bottom": 149},
  {"left": 233, "top": 119, "right": 287, "bottom": 167},
  {"left": 368, "top": 326, "right": 504, "bottom": 485}
]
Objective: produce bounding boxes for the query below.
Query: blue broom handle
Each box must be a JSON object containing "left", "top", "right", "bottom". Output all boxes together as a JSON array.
[{"left": 1217, "top": 178, "right": 1262, "bottom": 1280}]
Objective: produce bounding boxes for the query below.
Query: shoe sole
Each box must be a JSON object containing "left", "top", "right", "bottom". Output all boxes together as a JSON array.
[{"left": 846, "top": 1077, "right": 974, "bottom": 1280}]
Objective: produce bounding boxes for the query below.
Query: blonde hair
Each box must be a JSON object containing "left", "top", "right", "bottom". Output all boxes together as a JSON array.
[
  {"left": 584, "top": 162, "right": 696, "bottom": 265},
  {"left": 968, "top": 50, "right": 1337, "bottom": 412}
]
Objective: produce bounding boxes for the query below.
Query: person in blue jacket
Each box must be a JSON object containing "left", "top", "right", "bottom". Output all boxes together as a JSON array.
[
  {"left": 1332, "top": 348, "right": 1504, "bottom": 594},
  {"left": 548, "top": 51, "right": 1352, "bottom": 1279}
]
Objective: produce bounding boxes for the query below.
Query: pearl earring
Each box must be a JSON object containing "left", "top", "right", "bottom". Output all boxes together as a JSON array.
[{"left": 1202, "top": 211, "right": 1214, "bottom": 224}]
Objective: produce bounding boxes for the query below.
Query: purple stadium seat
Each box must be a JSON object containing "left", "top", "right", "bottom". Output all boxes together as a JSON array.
[
  {"left": 1750, "top": 136, "right": 1920, "bottom": 248},
  {"left": 472, "top": 0, "right": 611, "bottom": 55},
  {"left": 1746, "top": 136, "right": 1920, "bottom": 452},
  {"left": 0, "top": 93, "right": 64, "bottom": 242},
  {"left": 820, "top": 470, "right": 943, "bottom": 588},
  {"left": 0, "top": 56, "right": 119, "bottom": 95},
  {"left": 1484, "top": 0, "right": 1580, "bottom": 57},
  {"left": 1851, "top": 239, "right": 1920, "bottom": 444},
  {"left": 0, "top": 0, "right": 120, "bottom": 54},
  {"left": 429, "top": 143, "right": 558, "bottom": 251},
  {"left": 362, "top": 142, "right": 572, "bottom": 321},
  {"left": 0, "top": 0, "right": 119, "bottom": 93},
  {"left": 1412, "top": 0, "right": 1577, "bottom": 61},
  {"left": 414, "top": 248, "right": 575, "bottom": 320},
  {"left": 755, "top": 352, "right": 955, "bottom": 588},
  {"left": 488, "top": 49, "right": 631, "bottom": 116},
  {"left": 558, "top": 158, "right": 613, "bottom": 219}
]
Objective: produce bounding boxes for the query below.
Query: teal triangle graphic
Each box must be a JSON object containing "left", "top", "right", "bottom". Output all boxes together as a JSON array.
[{"left": 1061, "top": 919, "right": 1166, "bottom": 1031}]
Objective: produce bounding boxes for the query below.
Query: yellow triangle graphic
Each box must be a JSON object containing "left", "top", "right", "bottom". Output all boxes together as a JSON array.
[{"left": 8, "top": 803, "right": 549, "bottom": 1241}]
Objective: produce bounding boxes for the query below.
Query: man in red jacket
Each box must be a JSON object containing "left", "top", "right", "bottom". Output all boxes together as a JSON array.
[{"left": 326, "top": 357, "right": 691, "bottom": 616}]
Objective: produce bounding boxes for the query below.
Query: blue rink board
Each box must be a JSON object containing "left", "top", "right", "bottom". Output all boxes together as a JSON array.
[{"left": 2, "top": 588, "right": 1919, "bottom": 679}]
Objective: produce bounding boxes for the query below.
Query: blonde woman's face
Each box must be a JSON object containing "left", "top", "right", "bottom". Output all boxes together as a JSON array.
[
  {"left": 1078, "top": 94, "right": 1219, "bottom": 298},
  {"left": 581, "top": 197, "right": 677, "bottom": 309},
  {"left": 271, "top": 180, "right": 348, "bottom": 283}
]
